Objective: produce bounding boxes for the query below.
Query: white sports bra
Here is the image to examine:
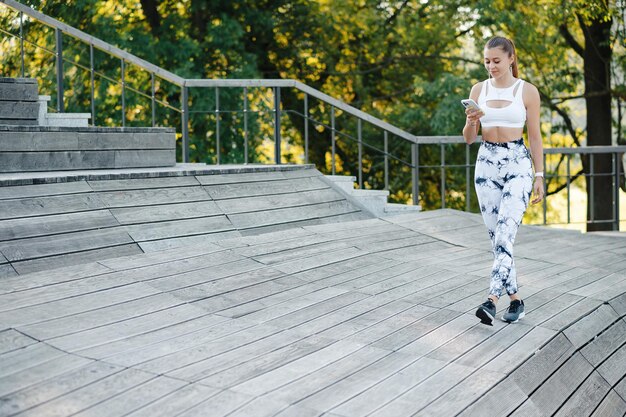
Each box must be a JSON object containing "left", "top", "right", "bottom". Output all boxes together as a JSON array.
[{"left": 478, "top": 78, "right": 526, "bottom": 128}]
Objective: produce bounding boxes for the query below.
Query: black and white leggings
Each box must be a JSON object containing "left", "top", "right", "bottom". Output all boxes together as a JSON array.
[{"left": 475, "top": 138, "right": 534, "bottom": 299}]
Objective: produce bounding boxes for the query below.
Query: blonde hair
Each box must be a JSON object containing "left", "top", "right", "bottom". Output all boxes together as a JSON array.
[{"left": 486, "top": 36, "right": 518, "bottom": 77}]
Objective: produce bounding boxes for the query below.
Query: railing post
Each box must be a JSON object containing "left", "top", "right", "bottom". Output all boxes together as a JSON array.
[
  {"left": 181, "top": 86, "right": 189, "bottom": 163},
  {"left": 384, "top": 131, "right": 389, "bottom": 191},
  {"left": 358, "top": 118, "right": 363, "bottom": 188},
  {"left": 566, "top": 154, "right": 571, "bottom": 224},
  {"left": 542, "top": 153, "right": 547, "bottom": 225},
  {"left": 151, "top": 73, "right": 156, "bottom": 127},
  {"left": 304, "top": 94, "right": 309, "bottom": 164},
  {"left": 590, "top": 154, "right": 595, "bottom": 222},
  {"left": 121, "top": 59, "right": 126, "bottom": 127},
  {"left": 216, "top": 87, "right": 220, "bottom": 164},
  {"left": 412, "top": 143, "right": 419, "bottom": 206},
  {"left": 466, "top": 144, "right": 471, "bottom": 211},
  {"left": 614, "top": 152, "right": 620, "bottom": 231},
  {"left": 331, "top": 106, "right": 336, "bottom": 175},
  {"left": 90, "top": 44, "right": 95, "bottom": 126},
  {"left": 440, "top": 144, "right": 446, "bottom": 208},
  {"left": 243, "top": 87, "right": 248, "bottom": 164},
  {"left": 274, "top": 87, "right": 281, "bottom": 164},
  {"left": 19, "top": 12, "right": 24, "bottom": 77},
  {"left": 55, "top": 28, "right": 64, "bottom": 112}
]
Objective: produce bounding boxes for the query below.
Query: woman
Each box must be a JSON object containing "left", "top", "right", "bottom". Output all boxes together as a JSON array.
[{"left": 462, "top": 36, "right": 544, "bottom": 326}]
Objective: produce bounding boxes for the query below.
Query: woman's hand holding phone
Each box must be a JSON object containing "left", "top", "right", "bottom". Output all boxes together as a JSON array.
[{"left": 461, "top": 99, "right": 484, "bottom": 127}]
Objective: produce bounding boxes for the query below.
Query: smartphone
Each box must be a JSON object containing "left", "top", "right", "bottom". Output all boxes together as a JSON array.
[{"left": 461, "top": 99, "right": 482, "bottom": 112}]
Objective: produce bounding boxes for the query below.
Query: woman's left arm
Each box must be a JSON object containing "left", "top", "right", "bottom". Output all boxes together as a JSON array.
[{"left": 525, "top": 83, "right": 544, "bottom": 204}]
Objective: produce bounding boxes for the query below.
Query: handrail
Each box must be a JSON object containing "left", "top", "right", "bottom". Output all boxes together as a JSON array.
[{"left": 1, "top": 0, "right": 420, "bottom": 145}]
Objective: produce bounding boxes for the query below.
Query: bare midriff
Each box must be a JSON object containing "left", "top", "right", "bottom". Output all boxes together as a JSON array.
[{"left": 481, "top": 126, "right": 524, "bottom": 143}]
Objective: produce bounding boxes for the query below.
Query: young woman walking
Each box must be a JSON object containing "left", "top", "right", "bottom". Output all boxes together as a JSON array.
[{"left": 462, "top": 36, "right": 545, "bottom": 325}]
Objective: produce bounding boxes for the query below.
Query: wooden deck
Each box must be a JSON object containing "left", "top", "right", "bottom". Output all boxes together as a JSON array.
[{"left": 0, "top": 208, "right": 625, "bottom": 416}]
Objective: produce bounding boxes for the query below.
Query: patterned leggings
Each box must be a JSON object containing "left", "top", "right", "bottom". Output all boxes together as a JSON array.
[{"left": 474, "top": 139, "right": 533, "bottom": 298}]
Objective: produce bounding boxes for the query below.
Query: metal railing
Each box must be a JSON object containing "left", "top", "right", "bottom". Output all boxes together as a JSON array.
[{"left": 1, "top": 0, "right": 624, "bottom": 230}]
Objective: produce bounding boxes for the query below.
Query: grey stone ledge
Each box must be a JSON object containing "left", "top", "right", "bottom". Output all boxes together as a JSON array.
[
  {"left": 0, "top": 77, "right": 37, "bottom": 84},
  {"left": 0, "top": 163, "right": 316, "bottom": 186},
  {"left": 0, "top": 125, "right": 175, "bottom": 133}
]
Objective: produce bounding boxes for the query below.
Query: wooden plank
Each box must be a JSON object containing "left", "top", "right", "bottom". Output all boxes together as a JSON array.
[
  {"left": 540, "top": 297, "right": 604, "bottom": 332},
  {"left": 0, "top": 261, "right": 113, "bottom": 295},
  {"left": 230, "top": 233, "right": 335, "bottom": 258},
  {"left": 0, "top": 354, "right": 93, "bottom": 398},
  {"left": 0, "top": 263, "right": 17, "bottom": 278},
  {"left": 0, "top": 210, "right": 120, "bottom": 240},
  {"left": 110, "top": 200, "right": 223, "bottom": 224},
  {"left": 217, "top": 188, "right": 345, "bottom": 214},
  {"left": 123, "top": 384, "right": 220, "bottom": 417},
  {"left": 15, "top": 368, "right": 156, "bottom": 417},
  {"left": 239, "top": 218, "right": 323, "bottom": 236},
  {"left": 251, "top": 241, "right": 355, "bottom": 266},
  {"left": 521, "top": 293, "right": 585, "bottom": 327},
  {"left": 398, "top": 313, "right": 478, "bottom": 356},
  {"left": 597, "top": 337, "right": 626, "bottom": 386},
  {"left": 169, "top": 266, "right": 290, "bottom": 304},
  {"left": 138, "top": 231, "right": 242, "bottom": 252},
  {"left": 456, "top": 375, "right": 528, "bottom": 417},
  {"left": 0, "top": 362, "right": 124, "bottom": 416},
  {"left": 415, "top": 369, "right": 505, "bottom": 417},
  {"left": 124, "top": 215, "right": 235, "bottom": 242},
  {"left": 48, "top": 304, "right": 209, "bottom": 353},
  {"left": 196, "top": 171, "right": 287, "bottom": 185},
  {"left": 71, "top": 376, "right": 188, "bottom": 417},
  {"left": 226, "top": 397, "right": 290, "bottom": 417},
  {"left": 370, "top": 308, "right": 461, "bottom": 352},
  {"left": 510, "top": 332, "right": 576, "bottom": 395},
  {"left": 98, "top": 186, "right": 211, "bottom": 208},
  {"left": 0, "top": 342, "right": 65, "bottom": 379},
  {"left": 262, "top": 346, "right": 390, "bottom": 406},
  {"left": 2, "top": 282, "right": 161, "bottom": 328},
  {"left": 0, "top": 180, "right": 92, "bottom": 200},
  {"left": 563, "top": 304, "right": 620, "bottom": 349},
  {"left": 77, "top": 313, "right": 229, "bottom": 360},
  {"left": 176, "top": 389, "right": 254, "bottom": 417},
  {"left": 455, "top": 323, "right": 534, "bottom": 370},
  {"left": 0, "top": 270, "right": 138, "bottom": 312},
  {"left": 580, "top": 319, "right": 626, "bottom": 367},
  {"left": 229, "top": 339, "right": 366, "bottom": 396},
  {"left": 11, "top": 243, "right": 142, "bottom": 275},
  {"left": 20, "top": 293, "right": 185, "bottom": 340},
  {"left": 615, "top": 377, "right": 626, "bottom": 406},
  {"left": 167, "top": 328, "right": 313, "bottom": 383},
  {"left": 0, "top": 228, "right": 135, "bottom": 261},
  {"left": 106, "top": 319, "right": 269, "bottom": 371},
  {"left": 554, "top": 371, "right": 611, "bottom": 417},
  {"left": 204, "top": 177, "right": 328, "bottom": 200},
  {"left": 522, "top": 352, "right": 593, "bottom": 416},
  {"left": 368, "top": 362, "right": 476, "bottom": 417},
  {"left": 330, "top": 356, "right": 446, "bottom": 417},
  {"left": 482, "top": 326, "right": 557, "bottom": 375},
  {"left": 590, "top": 390, "right": 626, "bottom": 417},
  {"left": 87, "top": 176, "right": 200, "bottom": 191},
  {"left": 0, "top": 329, "right": 37, "bottom": 355},
  {"left": 270, "top": 246, "right": 366, "bottom": 275},
  {"left": 0, "top": 192, "right": 106, "bottom": 219},
  {"left": 570, "top": 272, "right": 626, "bottom": 298}
]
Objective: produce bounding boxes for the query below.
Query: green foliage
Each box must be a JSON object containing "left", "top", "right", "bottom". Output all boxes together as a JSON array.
[{"left": 0, "top": 0, "right": 624, "bottom": 215}]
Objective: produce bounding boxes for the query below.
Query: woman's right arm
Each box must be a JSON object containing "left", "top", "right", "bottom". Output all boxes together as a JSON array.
[{"left": 462, "top": 83, "right": 483, "bottom": 145}]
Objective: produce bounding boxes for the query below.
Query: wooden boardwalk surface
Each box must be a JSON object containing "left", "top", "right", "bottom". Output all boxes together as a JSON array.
[{"left": 0, "top": 208, "right": 625, "bottom": 416}]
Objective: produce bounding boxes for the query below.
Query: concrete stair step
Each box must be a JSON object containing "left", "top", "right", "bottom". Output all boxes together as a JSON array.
[
  {"left": 0, "top": 126, "right": 176, "bottom": 172},
  {"left": 38, "top": 95, "right": 90, "bottom": 127}
]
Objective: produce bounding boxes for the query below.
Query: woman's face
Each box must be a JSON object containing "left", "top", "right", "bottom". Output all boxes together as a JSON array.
[{"left": 484, "top": 47, "right": 514, "bottom": 78}]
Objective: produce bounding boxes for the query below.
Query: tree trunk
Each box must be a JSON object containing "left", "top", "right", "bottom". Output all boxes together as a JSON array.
[
  {"left": 140, "top": 0, "right": 161, "bottom": 37},
  {"left": 580, "top": 13, "right": 614, "bottom": 231}
]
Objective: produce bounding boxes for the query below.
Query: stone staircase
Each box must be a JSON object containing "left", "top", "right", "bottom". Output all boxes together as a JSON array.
[
  {"left": 324, "top": 175, "right": 421, "bottom": 217},
  {"left": 0, "top": 77, "right": 176, "bottom": 172}
]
